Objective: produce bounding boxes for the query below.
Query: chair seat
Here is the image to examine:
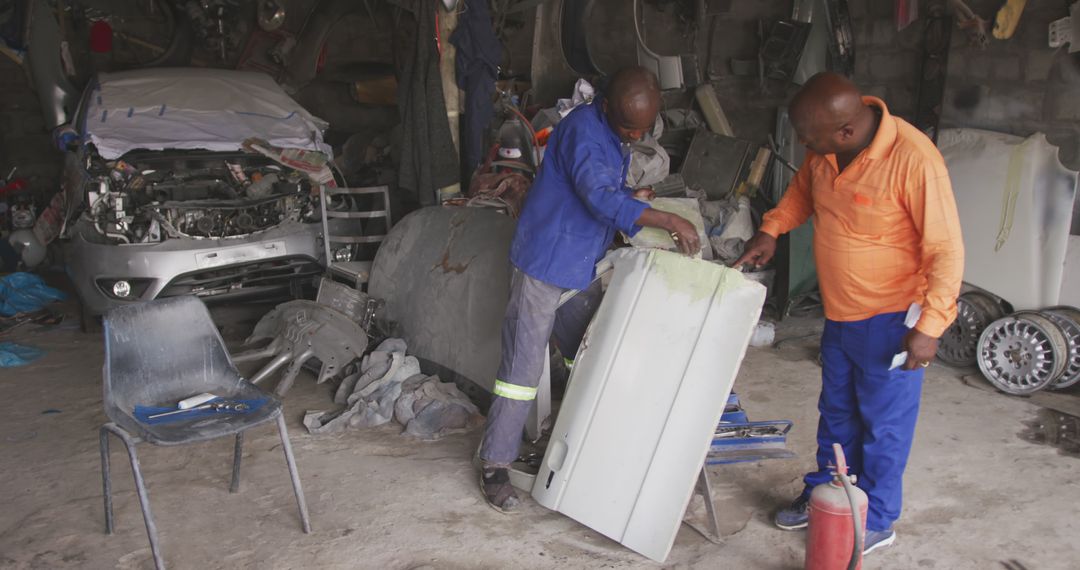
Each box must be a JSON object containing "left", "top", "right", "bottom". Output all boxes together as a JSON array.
[{"left": 110, "top": 381, "right": 283, "bottom": 447}]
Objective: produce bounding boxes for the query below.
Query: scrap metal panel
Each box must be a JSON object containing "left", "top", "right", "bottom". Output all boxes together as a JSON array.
[
  {"left": 939, "top": 129, "right": 1078, "bottom": 310},
  {"left": 531, "top": 248, "right": 765, "bottom": 562}
]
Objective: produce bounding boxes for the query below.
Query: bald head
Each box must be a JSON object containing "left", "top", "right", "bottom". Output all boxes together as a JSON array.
[
  {"left": 789, "top": 72, "right": 877, "bottom": 158},
  {"left": 603, "top": 66, "right": 661, "bottom": 143}
]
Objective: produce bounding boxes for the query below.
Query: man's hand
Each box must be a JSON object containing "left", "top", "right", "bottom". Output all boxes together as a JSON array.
[
  {"left": 633, "top": 187, "right": 656, "bottom": 201},
  {"left": 635, "top": 209, "right": 701, "bottom": 256},
  {"left": 731, "top": 231, "right": 778, "bottom": 269},
  {"left": 902, "top": 329, "right": 939, "bottom": 371},
  {"left": 667, "top": 213, "right": 700, "bottom": 256}
]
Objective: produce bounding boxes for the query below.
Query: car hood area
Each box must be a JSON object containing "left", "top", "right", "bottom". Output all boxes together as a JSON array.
[{"left": 83, "top": 68, "right": 332, "bottom": 160}]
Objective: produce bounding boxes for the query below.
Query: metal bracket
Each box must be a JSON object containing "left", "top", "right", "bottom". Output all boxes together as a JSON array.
[
  {"left": 682, "top": 467, "right": 723, "bottom": 544},
  {"left": 633, "top": 0, "right": 686, "bottom": 90}
]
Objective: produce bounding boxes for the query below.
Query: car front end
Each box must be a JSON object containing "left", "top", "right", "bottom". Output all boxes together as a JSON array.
[{"left": 59, "top": 68, "right": 345, "bottom": 318}]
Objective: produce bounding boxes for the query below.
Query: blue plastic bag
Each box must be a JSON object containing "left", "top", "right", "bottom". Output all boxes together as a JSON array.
[
  {"left": 0, "top": 272, "right": 66, "bottom": 316},
  {"left": 0, "top": 342, "right": 44, "bottom": 367}
]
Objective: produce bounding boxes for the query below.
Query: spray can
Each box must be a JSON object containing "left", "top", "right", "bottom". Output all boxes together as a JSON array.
[{"left": 805, "top": 443, "right": 868, "bottom": 570}]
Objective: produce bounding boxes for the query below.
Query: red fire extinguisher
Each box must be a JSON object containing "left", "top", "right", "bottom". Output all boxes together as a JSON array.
[{"left": 805, "top": 443, "right": 869, "bottom": 570}]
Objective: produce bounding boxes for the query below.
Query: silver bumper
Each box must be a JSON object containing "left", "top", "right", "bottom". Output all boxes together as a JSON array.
[{"left": 67, "top": 221, "right": 324, "bottom": 315}]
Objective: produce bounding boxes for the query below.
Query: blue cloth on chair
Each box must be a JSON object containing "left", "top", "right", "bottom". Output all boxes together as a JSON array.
[
  {"left": 134, "top": 398, "right": 269, "bottom": 425},
  {"left": 801, "top": 311, "right": 925, "bottom": 532}
]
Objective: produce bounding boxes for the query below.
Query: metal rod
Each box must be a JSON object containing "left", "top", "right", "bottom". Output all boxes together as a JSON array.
[
  {"left": 276, "top": 414, "right": 311, "bottom": 533},
  {"left": 104, "top": 424, "right": 166, "bottom": 570},
  {"left": 231, "top": 344, "right": 280, "bottom": 363},
  {"left": 274, "top": 350, "right": 314, "bottom": 397},
  {"left": 699, "top": 467, "right": 722, "bottom": 541},
  {"left": 319, "top": 185, "right": 334, "bottom": 272},
  {"left": 250, "top": 352, "right": 292, "bottom": 385},
  {"left": 100, "top": 426, "right": 114, "bottom": 535},
  {"left": 230, "top": 432, "right": 244, "bottom": 494}
]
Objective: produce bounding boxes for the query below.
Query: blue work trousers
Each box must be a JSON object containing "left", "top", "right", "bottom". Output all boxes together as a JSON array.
[{"left": 802, "top": 311, "right": 925, "bottom": 532}]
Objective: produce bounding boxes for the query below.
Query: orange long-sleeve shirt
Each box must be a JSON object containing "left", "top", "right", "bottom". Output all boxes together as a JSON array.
[{"left": 759, "top": 97, "right": 964, "bottom": 338}]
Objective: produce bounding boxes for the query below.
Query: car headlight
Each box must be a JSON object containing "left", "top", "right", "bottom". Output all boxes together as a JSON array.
[
  {"left": 333, "top": 246, "right": 352, "bottom": 263},
  {"left": 112, "top": 280, "right": 132, "bottom": 298}
]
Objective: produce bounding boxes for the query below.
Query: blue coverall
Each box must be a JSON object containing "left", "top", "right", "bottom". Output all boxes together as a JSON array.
[{"left": 479, "top": 100, "right": 649, "bottom": 465}]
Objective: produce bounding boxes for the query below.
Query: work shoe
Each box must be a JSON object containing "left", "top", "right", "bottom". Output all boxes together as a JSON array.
[
  {"left": 774, "top": 495, "right": 810, "bottom": 530},
  {"left": 480, "top": 466, "right": 520, "bottom": 514},
  {"left": 863, "top": 529, "right": 896, "bottom": 555}
]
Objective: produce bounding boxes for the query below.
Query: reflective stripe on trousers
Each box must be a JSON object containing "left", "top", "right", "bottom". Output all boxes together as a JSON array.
[{"left": 479, "top": 269, "right": 563, "bottom": 465}]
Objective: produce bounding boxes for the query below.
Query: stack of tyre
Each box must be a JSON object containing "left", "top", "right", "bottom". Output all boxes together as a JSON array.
[{"left": 937, "top": 291, "right": 1080, "bottom": 395}]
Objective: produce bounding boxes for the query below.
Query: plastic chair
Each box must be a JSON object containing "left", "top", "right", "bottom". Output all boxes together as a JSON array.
[{"left": 99, "top": 296, "right": 310, "bottom": 570}]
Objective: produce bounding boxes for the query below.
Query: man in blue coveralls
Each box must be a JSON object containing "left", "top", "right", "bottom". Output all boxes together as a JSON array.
[{"left": 478, "top": 66, "right": 702, "bottom": 513}]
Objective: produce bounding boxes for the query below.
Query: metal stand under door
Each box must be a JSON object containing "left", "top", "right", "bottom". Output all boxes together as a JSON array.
[{"left": 683, "top": 467, "right": 723, "bottom": 544}]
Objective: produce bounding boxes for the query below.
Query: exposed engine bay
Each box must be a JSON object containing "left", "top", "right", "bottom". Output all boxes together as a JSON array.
[{"left": 81, "top": 151, "right": 321, "bottom": 243}]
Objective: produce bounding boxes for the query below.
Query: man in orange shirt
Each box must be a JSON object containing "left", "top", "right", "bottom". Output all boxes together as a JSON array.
[{"left": 735, "top": 72, "right": 963, "bottom": 555}]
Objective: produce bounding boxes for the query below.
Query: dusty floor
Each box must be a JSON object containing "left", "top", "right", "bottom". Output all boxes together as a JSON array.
[{"left": 1, "top": 296, "right": 1078, "bottom": 570}]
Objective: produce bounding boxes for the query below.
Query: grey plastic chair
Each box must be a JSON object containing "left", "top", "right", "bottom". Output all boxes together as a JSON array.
[{"left": 99, "top": 296, "right": 310, "bottom": 570}]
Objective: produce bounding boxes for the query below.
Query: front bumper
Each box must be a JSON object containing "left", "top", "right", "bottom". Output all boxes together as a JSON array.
[{"left": 66, "top": 221, "right": 324, "bottom": 315}]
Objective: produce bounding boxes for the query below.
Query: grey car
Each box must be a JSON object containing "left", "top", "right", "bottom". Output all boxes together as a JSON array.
[{"left": 58, "top": 68, "right": 349, "bottom": 327}]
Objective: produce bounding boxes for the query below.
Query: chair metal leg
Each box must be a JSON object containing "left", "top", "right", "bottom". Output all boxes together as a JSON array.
[
  {"left": 275, "top": 414, "right": 311, "bottom": 533},
  {"left": 101, "top": 423, "right": 166, "bottom": 570},
  {"left": 230, "top": 432, "right": 244, "bottom": 493},
  {"left": 100, "top": 426, "right": 114, "bottom": 535}
]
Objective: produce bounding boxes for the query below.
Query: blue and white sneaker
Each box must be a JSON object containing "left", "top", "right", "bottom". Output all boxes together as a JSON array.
[
  {"left": 774, "top": 495, "right": 810, "bottom": 530},
  {"left": 863, "top": 529, "right": 896, "bottom": 555}
]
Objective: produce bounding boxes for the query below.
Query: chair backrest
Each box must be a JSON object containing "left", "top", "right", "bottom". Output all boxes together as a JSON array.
[{"left": 103, "top": 296, "right": 242, "bottom": 419}]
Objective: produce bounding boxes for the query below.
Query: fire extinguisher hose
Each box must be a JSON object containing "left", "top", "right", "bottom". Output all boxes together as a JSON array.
[{"left": 838, "top": 471, "right": 863, "bottom": 570}]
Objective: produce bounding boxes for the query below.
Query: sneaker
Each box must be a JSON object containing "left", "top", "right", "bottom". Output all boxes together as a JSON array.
[
  {"left": 774, "top": 495, "right": 810, "bottom": 530},
  {"left": 863, "top": 529, "right": 896, "bottom": 555}
]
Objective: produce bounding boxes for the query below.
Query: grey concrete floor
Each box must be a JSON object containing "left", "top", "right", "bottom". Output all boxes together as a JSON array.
[{"left": 1, "top": 299, "right": 1077, "bottom": 569}]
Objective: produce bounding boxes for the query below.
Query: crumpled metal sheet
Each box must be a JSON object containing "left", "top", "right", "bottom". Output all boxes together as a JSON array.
[{"left": 234, "top": 299, "right": 369, "bottom": 395}]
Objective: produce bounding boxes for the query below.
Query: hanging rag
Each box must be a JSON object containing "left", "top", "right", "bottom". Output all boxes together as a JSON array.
[
  {"left": 451, "top": 0, "right": 503, "bottom": 175},
  {"left": 397, "top": 0, "right": 460, "bottom": 205},
  {"left": 627, "top": 115, "right": 669, "bottom": 189}
]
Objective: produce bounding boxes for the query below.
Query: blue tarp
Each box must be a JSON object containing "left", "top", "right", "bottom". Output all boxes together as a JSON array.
[
  {"left": 0, "top": 273, "right": 66, "bottom": 316},
  {"left": 0, "top": 342, "right": 44, "bottom": 367}
]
